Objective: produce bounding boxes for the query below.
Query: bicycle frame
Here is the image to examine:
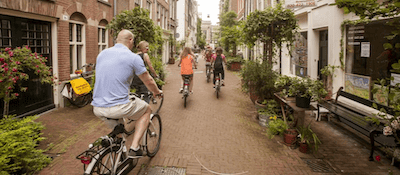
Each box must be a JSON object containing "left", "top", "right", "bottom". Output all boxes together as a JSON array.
[
  {"left": 183, "top": 75, "right": 191, "bottom": 96},
  {"left": 79, "top": 114, "right": 159, "bottom": 175}
]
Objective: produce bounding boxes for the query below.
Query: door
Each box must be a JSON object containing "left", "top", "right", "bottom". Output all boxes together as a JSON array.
[
  {"left": 318, "top": 30, "right": 328, "bottom": 80},
  {"left": 0, "top": 14, "right": 54, "bottom": 118}
]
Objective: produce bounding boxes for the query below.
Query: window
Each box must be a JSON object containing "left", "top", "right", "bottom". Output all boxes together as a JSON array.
[
  {"left": 147, "top": 0, "right": 152, "bottom": 18},
  {"left": 21, "top": 22, "right": 50, "bottom": 54},
  {"left": 69, "top": 22, "right": 85, "bottom": 75},
  {"left": 157, "top": 4, "right": 160, "bottom": 26},
  {"left": 0, "top": 19, "right": 12, "bottom": 49},
  {"left": 98, "top": 27, "right": 108, "bottom": 54},
  {"left": 346, "top": 19, "right": 400, "bottom": 102},
  {"left": 291, "top": 32, "right": 308, "bottom": 77}
]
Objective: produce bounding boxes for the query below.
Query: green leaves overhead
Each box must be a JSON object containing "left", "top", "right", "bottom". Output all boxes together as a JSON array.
[
  {"left": 107, "top": 7, "right": 158, "bottom": 48},
  {"left": 242, "top": 3, "right": 299, "bottom": 62}
]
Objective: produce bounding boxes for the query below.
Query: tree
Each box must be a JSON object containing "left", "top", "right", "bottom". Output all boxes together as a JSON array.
[
  {"left": 243, "top": 3, "right": 299, "bottom": 64},
  {"left": 107, "top": 7, "right": 163, "bottom": 54},
  {"left": 219, "top": 11, "right": 241, "bottom": 56},
  {"left": 196, "top": 17, "right": 206, "bottom": 49}
]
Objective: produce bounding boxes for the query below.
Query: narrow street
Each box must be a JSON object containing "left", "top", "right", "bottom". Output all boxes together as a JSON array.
[{"left": 37, "top": 57, "right": 400, "bottom": 175}]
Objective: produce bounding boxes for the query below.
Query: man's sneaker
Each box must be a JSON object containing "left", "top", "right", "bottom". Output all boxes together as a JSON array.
[
  {"left": 213, "top": 85, "right": 216, "bottom": 88},
  {"left": 179, "top": 88, "right": 183, "bottom": 94},
  {"left": 222, "top": 80, "right": 225, "bottom": 86},
  {"left": 128, "top": 148, "right": 143, "bottom": 159}
]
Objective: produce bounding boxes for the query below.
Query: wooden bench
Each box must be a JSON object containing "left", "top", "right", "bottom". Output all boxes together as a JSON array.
[{"left": 317, "top": 87, "right": 397, "bottom": 161}]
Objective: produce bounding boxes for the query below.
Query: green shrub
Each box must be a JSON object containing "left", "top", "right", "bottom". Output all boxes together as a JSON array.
[{"left": 0, "top": 115, "right": 51, "bottom": 175}]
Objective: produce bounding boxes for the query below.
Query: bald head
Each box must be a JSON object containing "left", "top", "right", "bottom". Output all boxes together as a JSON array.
[{"left": 116, "top": 29, "right": 134, "bottom": 49}]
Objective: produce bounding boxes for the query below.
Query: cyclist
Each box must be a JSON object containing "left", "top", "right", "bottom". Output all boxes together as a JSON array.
[
  {"left": 131, "top": 41, "right": 158, "bottom": 103},
  {"left": 91, "top": 29, "right": 162, "bottom": 159},
  {"left": 211, "top": 47, "right": 227, "bottom": 87},
  {"left": 178, "top": 47, "right": 197, "bottom": 94},
  {"left": 204, "top": 48, "right": 213, "bottom": 78}
]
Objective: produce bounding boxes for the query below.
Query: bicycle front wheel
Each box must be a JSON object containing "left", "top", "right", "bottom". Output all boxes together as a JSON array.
[
  {"left": 146, "top": 114, "right": 162, "bottom": 157},
  {"left": 149, "top": 95, "right": 163, "bottom": 114}
]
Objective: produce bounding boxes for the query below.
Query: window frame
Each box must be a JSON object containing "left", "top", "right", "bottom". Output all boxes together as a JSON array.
[
  {"left": 98, "top": 26, "right": 108, "bottom": 54},
  {"left": 69, "top": 21, "right": 86, "bottom": 76}
]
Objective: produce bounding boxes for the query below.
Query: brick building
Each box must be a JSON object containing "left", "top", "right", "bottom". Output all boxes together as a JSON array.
[{"left": 0, "top": 0, "right": 178, "bottom": 117}]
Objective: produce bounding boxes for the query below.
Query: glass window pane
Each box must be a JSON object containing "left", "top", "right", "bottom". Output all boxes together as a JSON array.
[
  {"left": 36, "top": 32, "right": 42, "bottom": 39},
  {"left": 29, "top": 39, "right": 34, "bottom": 45},
  {"left": 70, "top": 45, "right": 74, "bottom": 74},
  {"left": 69, "top": 23, "right": 73, "bottom": 42},
  {"left": 102, "top": 29, "right": 105, "bottom": 43},
  {"left": 23, "top": 39, "right": 28, "bottom": 45},
  {"left": 3, "top": 39, "right": 9, "bottom": 46},
  {"left": 77, "top": 45, "right": 82, "bottom": 69},
  {"left": 44, "top": 25, "right": 49, "bottom": 32},
  {"left": 37, "top": 25, "right": 42, "bottom": 31},
  {"left": 29, "top": 23, "right": 35, "bottom": 30},
  {"left": 98, "top": 28, "right": 100, "bottom": 43},
  {"left": 37, "top": 40, "right": 42, "bottom": 46},
  {"left": 37, "top": 47, "right": 43, "bottom": 54},
  {"left": 2, "top": 20, "right": 10, "bottom": 28},
  {"left": 76, "top": 24, "right": 82, "bottom": 42},
  {"left": 21, "top": 22, "right": 27, "bottom": 30},
  {"left": 29, "top": 31, "right": 34, "bottom": 38},
  {"left": 22, "top": 31, "right": 27, "bottom": 38},
  {"left": 103, "top": 45, "right": 106, "bottom": 50}
]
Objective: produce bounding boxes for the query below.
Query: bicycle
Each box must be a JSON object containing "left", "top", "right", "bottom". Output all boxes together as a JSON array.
[
  {"left": 182, "top": 75, "right": 191, "bottom": 108},
  {"left": 205, "top": 62, "right": 212, "bottom": 83},
  {"left": 61, "top": 63, "right": 95, "bottom": 108},
  {"left": 76, "top": 94, "right": 164, "bottom": 175},
  {"left": 214, "top": 73, "right": 221, "bottom": 99},
  {"left": 130, "top": 89, "right": 163, "bottom": 114}
]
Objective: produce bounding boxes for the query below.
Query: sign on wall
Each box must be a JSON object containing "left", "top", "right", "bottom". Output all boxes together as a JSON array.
[
  {"left": 345, "top": 73, "right": 371, "bottom": 99},
  {"left": 285, "top": 0, "right": 316, "bottom": 9}
]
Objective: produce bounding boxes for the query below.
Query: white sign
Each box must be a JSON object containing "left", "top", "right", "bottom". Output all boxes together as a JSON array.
[
  {"left": 391, "top": 73, "right": 400, "bottom": 86},
  {"left": 361, "top": 42, "right": 370, "bottom": 57},
  {"left": 286, "top": 0, "right": 316, "bottom": 9}
]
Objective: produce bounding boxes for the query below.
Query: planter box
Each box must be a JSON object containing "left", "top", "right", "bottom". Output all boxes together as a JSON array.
[
  {"left": 229, "top": 62, "right": 242, "bottom": 71},
  {"left": 168, "top": 58, "right": 175, "bottom": 64}
]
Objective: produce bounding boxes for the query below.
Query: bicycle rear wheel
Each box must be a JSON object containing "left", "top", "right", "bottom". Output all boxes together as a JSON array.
[
  {"left": 90, "top": 146, "right": 137, "bottom": 175},
  {"left": 68, "top": 88, "right": 92, "bottom": 108},
  {"left": 146, "top": 114, "right": 162, "bottom": 157}
]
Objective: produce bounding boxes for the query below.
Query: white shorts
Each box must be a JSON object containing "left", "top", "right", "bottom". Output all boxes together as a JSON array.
[{"left": 93, "top": 98, "right": 148, "bottom": 129}]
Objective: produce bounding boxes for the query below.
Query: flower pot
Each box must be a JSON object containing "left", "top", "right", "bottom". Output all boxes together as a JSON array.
[
  {"left": 299, "top": 142, "right": 308, "bottom": 153},
  {"left": 249, "top": 83, "right": 258, "bottom": 104},
  {"left": 258, "top": 114, "right": 270, "bottom": 127},
  {"left": 168, "top": 58, "right": 175, "bottom": 64},
  {"left": 229, "top": 62, "right": 242, "bottom": 71},
  {"left": 284, "top": 129, "right": 298, "bottom": 146},
  {"left": 255, "top": 99, "right": 266, "bottom": 110},
  {"left": 296, "top": 96, "right": 311, "bottom": 108}
]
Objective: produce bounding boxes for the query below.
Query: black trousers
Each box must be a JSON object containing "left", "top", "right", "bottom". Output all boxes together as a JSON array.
[{"left": 213, "top": 68, "right": 225, "bottom": 85}]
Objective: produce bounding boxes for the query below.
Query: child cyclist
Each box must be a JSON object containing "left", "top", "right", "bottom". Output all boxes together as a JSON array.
[
  {"left": 178, "top": 47, "right": 197, "bottom": 94},
  {"left": 204, "top": 49, "right": 213, "bottom": 77},
  {"left": 211, "top": 47, "right": 227, "bottom": 87}
]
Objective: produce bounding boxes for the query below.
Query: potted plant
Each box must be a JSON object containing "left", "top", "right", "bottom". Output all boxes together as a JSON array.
[
  {"left": 297, "top": 122, "right": 322, "bottom": 153},
  {"left": 258, "top": 99, "right": 279, "bottom": 127},
  {"left": 320, "top": 64, "right": 340, "bottom": 100},
  {"left": 226, "top": 56, "right": 245, "bottom": 71},
  {"left": 240, "top": 60, "right": 279, "bottom": 105},
  {"left": 267, "top": 116, "right": 288, "bottom": 139},
  {"left": 288, "top": 77, "right": 327, "bottom": 108},
  {"left": 275, "top": 75, "right": 297, "bottom": 97}
]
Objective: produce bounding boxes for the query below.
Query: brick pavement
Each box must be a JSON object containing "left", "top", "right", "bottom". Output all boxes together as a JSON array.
[{"left": 37, "top": 57, "right": 400, "bottom": 175}]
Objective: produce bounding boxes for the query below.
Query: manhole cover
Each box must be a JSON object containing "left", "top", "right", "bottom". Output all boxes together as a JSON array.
[
  {"left": 301, "top": 158, "right": 336, "bottom": 173},
  {"left": 194, "top": 71, "right": 203, "bottom": 74},
  {"left": 138, "top": 166, "right": 186, "bottom": 175}
]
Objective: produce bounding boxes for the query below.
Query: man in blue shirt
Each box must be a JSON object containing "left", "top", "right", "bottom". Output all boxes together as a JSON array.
[{"left": 92, "top": 29, "right": 162, "bottom": 158}]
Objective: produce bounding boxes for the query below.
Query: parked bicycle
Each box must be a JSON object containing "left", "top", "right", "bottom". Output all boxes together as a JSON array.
[
  {"left": 76, "top": 94, "right": 163, "bottom": 175},
  {"left": 214, "top": 73, "right": 221, "bottom": 99},
  {"left": 182, "top": 75, "right": 191, "bottom": 108},
  {"left": 61, "top": 63, "right": 95, "bottom": 107}
]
